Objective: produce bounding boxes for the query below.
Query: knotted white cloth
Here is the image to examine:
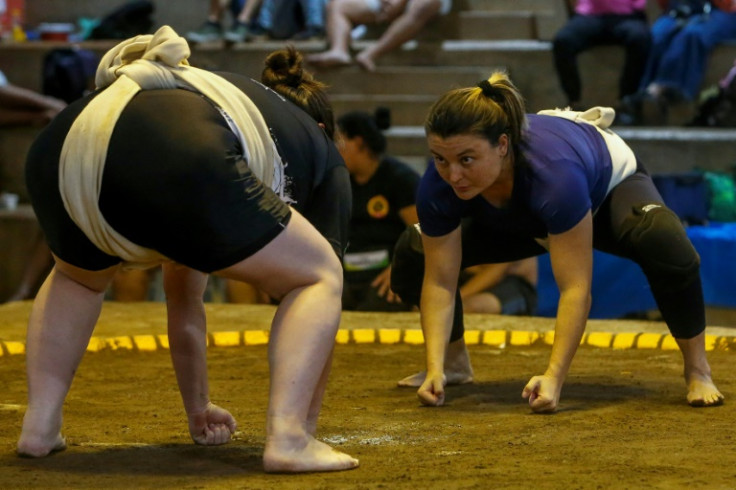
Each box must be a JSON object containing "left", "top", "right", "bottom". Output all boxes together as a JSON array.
[
  {"left": 537, "top": 105, "right": 616, "bottom": 129},
  {"left": 537, "top": 106, "right": 636, "bottom": 193},
  {"left": 59, "top": 25, "right": 284, "bottom": 267}
]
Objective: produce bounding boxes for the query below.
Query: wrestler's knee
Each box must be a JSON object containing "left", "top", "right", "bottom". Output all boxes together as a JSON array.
[{"left": 621, "top": 203, "right": 700, "bottom": 291}]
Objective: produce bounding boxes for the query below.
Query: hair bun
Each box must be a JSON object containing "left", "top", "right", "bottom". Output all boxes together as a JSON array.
[{"left": 263, "top": 45, "right": 306, "bottom": 87}]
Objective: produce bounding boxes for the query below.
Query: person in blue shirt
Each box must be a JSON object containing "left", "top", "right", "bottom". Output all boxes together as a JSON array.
[{"left": 390, "top": 70, "right": 723, "bottom": 412}]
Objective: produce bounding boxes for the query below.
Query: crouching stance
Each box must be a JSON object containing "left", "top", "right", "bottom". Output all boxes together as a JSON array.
[
  {"left": 17, "top": 27, "right": 358, "bottom": 473},
  {"left": 391, "top": 71, "right": 723, "bottom": 412}
]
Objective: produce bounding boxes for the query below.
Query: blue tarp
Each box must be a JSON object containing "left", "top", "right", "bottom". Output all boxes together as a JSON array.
[{"left": 536, "top": 222, "right": 736, "bottom": 318}]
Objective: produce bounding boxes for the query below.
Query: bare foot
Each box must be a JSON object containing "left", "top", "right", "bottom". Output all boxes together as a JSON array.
[
  {"left": 354, "top": 52, "right": 376, "bottom": 72},
  {"left": 675, "top": 334, "right": 724, "bottom": 407},
  {"left": 263, "top": 435, "right": 359, "bottom": 473},
  {"left": 398, "top": 369, "right": 473, "bottom": 388},
  {"left": 17, "top": 432, "right": 67, "bottom": 458},
  {"left": 686, "top": 370, "right": 724, "bottom": 407},
  {"left": 306, "top": 51, "right": 353, "bottom": 69}
]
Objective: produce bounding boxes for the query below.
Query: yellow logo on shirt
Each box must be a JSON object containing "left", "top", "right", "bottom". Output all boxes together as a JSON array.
[{"left": 367, "top": 195, "right": 389, "bottom": 219}]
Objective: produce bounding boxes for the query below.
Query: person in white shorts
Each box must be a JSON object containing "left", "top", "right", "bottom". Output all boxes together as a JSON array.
[{"left": 307, "top": 0, "right": 451, "bottom": 71}]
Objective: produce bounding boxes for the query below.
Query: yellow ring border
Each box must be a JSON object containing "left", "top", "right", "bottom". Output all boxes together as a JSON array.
[{"left": 2, "top": 329, "right": 734, "bottom": 356}]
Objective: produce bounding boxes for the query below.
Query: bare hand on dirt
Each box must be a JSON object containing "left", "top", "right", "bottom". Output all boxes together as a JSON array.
[
  {"left": 188, "top": 402, "right": 237, "bottom": 445},
  {"left": 417, "top": 372, "right": 446, "bottom": 406},
  {"left": 522, "top": 375, "right": 561, "bottom": 413}
]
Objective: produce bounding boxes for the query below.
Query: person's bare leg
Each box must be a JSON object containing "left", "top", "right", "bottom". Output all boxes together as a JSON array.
[
  {"left": 236, "top": 0, "right": 262, "bottom": 24},
  {"left": 206, "top": 0, "right": 223, "bottom": 23},
  {"left": 307, "top": 0, "right": 375, "bottom": 68},
  {"left": 215, "top": 211, "right": 357, "bottom": 472},
  {"left": 306, "top": 347, "right": 334, "bottom": 436},
  {"left": 675, "top": 332, "right": 724, "bottom": 407},
  {"left": 17, "top": 259, "right": 118, "bottom": 457},
  {"left": 264, "top": 279, "right": 357, "bottom": 472},
  {"left": 355, "top": 0, "right": 440, "bottom": 72},
  {"left": 398, "top": 337, "right": 474, "bottom": 387}
]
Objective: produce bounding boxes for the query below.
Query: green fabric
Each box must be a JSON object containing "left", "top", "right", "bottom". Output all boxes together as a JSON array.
[{"left": 704, "top": 171, "right": 736, "bottom": 222}]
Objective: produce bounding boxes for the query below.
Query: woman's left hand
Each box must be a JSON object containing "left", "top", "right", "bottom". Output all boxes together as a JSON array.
[
  {"left": 417, "top": 371, "right": 447, "bottom": 407},
  {"left": 521, "top": 375, "right": 562, "bottom": 413},
  {"left": 187, "top": 402, "right": 237, "bottom": 445},
  {"left": 371, "top": 266, "right": 399, "bottom": 302}
]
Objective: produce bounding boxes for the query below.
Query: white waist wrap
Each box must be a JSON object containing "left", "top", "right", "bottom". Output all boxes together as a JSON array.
[
  {"left": 59, "top": 25, "right": 284, "bottom": 268},
  {"left": 537, "top": 106, "right": 637, "bottom": 194}
]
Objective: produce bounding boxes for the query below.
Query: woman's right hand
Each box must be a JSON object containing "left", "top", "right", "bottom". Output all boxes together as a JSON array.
[
  {"left": 522, "top": 374, "right": 562, "bottom": 413},
  {"left": 417, "top": 371, "right": 447, "bottom": 406}
]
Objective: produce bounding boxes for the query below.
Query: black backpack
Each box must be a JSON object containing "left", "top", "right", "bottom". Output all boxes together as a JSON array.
[
  {"left": 42, "top": 48, "right": 99, "bottom": 103},
  {"left": 689, "top": 63, "right": 736, "bottom": 127},
  {"left": 88, "top": 0, "right": 155, "bottom": 40}
]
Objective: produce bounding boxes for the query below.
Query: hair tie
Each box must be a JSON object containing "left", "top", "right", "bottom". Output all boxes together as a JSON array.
[{"left": 477, "top": 80, "right": 502, "bottom": 103}]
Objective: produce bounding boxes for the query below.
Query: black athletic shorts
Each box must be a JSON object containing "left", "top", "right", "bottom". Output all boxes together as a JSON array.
[{"left": 26, "top": 88, "right": 291, "bottom": 272}]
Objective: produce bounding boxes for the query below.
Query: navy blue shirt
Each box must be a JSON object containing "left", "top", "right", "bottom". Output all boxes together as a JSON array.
[{"left": 417, "top": 114, "right": 613, "bottom": 238}]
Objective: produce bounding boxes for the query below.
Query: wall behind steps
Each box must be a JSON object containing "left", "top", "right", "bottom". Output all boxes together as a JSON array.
[{"left": 24, "top": 0, "right": 206, "bottom": 36}]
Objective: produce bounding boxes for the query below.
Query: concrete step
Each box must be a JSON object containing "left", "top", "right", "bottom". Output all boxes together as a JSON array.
[
  {"left": 384, "top": 126, "right": 736, "bottom": 175},
  {"left": 362, "top": 11, "right": 538, "bottom": 42},
  {"left": 2, "top": 40, "right": 734, "bottom": 114},
  {"left": 459, "top": 0, "right": 565, "bottom": 13},
  {"left": 455, "top": 11, "right": 537, "bottom": 40},
  {"left": 314, "top": 65, "right": 491, "bottom": 95}
]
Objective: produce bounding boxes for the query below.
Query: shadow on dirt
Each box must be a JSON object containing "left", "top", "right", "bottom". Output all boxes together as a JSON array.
[
  {"left": 441, "top": 377, "right": 656, "bottom": 411},
  {"left": 5, "top": 443, "right": 264, "bottom": 476}
]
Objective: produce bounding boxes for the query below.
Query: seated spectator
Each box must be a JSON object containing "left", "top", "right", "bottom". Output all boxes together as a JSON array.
[
  {"left": 552, "top": 0, "right": 651, "bottom": 115},
  {"left": 257, "top": 0, "right": 328, "bottom": 40},
  {"left": 0, "top": 70, "right": 66, "bottom": 127},
  {"left": 1, "top": 69, "right": 65, "bottom": 302},
  {"left": 688, "top": 55, "right": 736, "bottom": 126},
  {"left": 307, "top": 0, "right": 452, "bottom": 72},
  {"left": 620, "top": 0, "right": 736, "bottom": 124},
  {"left": 338, "top": 107, "right": 420, "bottom": 311},
  {"left": 186, "top": 0, "right": 264, "bottom": 43},
  {"left": 459, "top": 259, "right": 538, "bottom": 316}
]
